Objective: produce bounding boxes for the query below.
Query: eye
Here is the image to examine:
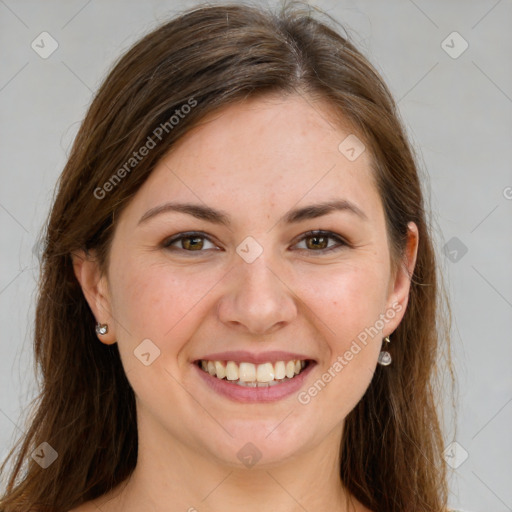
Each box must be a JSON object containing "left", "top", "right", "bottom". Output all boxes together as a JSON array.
[
  {"left": 162, "top": 232, "right": 218, "bottom": 252},
  {"left": 293, "top": 230, "right": 348, "bottom": 253},
  {"left": 162, "top": 230, "right": 349, "bottom": 255}
]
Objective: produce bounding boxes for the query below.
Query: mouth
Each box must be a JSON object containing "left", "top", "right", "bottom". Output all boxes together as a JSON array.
[{"left": 195, "top": 358, "right": 312, "bottom": 387}]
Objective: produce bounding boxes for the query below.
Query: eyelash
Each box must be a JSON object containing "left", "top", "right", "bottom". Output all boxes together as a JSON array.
[{"left": 162, "top": 230, "right": 349, "bottom": 255}]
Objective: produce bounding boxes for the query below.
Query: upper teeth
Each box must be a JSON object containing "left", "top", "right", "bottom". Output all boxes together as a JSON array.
[{"left": 200, "top": 359, "right": 306, "bottom": 383}]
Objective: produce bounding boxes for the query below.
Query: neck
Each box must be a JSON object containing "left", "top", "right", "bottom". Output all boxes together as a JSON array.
[{"left": 98, "top": 415, "right": 357, "bottom": 512}]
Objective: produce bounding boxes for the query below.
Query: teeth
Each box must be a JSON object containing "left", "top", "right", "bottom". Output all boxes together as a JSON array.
[
  {"left": 285, "top": 361, "right": 295, "bottom": 379},
  {"left": 226, "top": 361, "right": 239, "bottom": 381},
  {"left": 256, "top": 362, "right": 275, "bottom": 382},
  {"left": 215, "top": 361, "right": 226, "bottom": 379},
  {"left": 199, "top": 358, "right": 308, "bottom": 385},
  {"left": 274, "top": 361, "right": 286, "bottom": 380},
  {"left": 239, "top": 362, "right": 256, "bottom": 382}
]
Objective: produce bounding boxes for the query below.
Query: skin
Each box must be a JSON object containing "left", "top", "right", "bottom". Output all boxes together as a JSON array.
[{"left": 72, "top": 93, "right": 418, "bottom": 512}]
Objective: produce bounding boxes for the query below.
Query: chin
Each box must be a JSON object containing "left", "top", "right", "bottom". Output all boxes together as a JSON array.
[{"left": 201, "top": 416, "right": 315, "bottom": 469}]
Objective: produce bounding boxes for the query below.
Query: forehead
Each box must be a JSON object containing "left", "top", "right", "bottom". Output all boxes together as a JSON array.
[{"left": 123, "top": 93, "right": 383, "bottom": 226}]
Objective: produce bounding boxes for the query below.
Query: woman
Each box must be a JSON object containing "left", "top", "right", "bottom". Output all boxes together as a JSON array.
[{"left": 0, "top": 2, "right": 454, "bottom": 511}]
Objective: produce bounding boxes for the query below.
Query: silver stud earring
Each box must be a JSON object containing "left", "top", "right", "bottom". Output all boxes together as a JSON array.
[
  {"left": 95, "top": 322, "right": 109, "bottom": 335},
  {"left": 378, "top": 335, "right": 392, "bottom": 366}
]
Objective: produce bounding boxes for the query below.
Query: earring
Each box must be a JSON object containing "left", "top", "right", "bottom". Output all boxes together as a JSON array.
[
  {"left": 95, "top": 322, "right": 109, "bottom": 335},
  {"left": 378, "top": 335, "right": 392, "bottom": 366}
]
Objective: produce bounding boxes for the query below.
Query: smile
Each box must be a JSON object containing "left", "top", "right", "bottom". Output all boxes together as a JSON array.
[{"left": 197, "top": 359, "right": 310, "bottom": 387}]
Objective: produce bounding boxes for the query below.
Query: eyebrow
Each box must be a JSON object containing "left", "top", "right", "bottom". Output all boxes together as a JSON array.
[{"left": 138, "top": 199, "right": 368, "bottom": 226}]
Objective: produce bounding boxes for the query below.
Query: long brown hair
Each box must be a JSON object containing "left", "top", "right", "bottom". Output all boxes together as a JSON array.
[{"left": 0, "top": 2, "right": 453, "bottom": 510}]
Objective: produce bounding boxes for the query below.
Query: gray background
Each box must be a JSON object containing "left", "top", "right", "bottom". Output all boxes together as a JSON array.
[{"left": 1, "top": 1, "right": 511, "bottom": 510}]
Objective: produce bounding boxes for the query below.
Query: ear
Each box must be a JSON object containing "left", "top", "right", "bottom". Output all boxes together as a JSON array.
[
  {"left": 384, "top": 221, "right": 419, "bottom": 335},
  {"left": 71, "top": 249, "right": 117, "bottom": 345}
]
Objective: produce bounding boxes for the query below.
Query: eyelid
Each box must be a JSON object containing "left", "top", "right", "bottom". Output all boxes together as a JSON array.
[{"left": 162, "top": 230, "right": 349, "bottom": 254}]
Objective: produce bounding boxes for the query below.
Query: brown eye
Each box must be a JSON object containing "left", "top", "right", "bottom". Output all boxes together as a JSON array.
[
  {"left": 163, "top": 232, "right": 217, "bottom": 252},
  {"left": 295, "top": 231, "right": 348, "bottom": 253},
  {"left": 305, "top": 235, "right": 329, "bottom": 250},
  {"left": 181, "top": 236, "right": 204, "bottom": 250}
]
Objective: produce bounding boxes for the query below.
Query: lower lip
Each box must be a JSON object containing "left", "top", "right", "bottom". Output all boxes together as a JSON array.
[{"left": 193, "top": 362, "right": 316, "bottom": 403}]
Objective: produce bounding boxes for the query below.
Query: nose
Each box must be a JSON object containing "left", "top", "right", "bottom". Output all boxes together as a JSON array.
[{"left": 216, "top": 253, "right": 297, "bottom": 336}]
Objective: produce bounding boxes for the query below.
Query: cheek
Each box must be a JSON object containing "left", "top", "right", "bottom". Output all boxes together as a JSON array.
[
  {"left": 296, "top": 259, "right": 389, "bottom": 348},
  {"left": 106, "top": 258, "right": 224, "bottom": 412},
  {"left": 108, "top": 255, "right": 224, "bottom": 355},
  {"left": 294, "top": 264, "right": 386, "bottom": 420}
]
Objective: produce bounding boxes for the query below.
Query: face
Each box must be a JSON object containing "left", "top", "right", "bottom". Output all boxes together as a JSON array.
[{"left": 75, "top": 93, "right": 418, "bottom": 469}]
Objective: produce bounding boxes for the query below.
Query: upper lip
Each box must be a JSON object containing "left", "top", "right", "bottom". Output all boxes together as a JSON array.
[{"left": 195, "top": 350, "right": 314, "bottom": 365}]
